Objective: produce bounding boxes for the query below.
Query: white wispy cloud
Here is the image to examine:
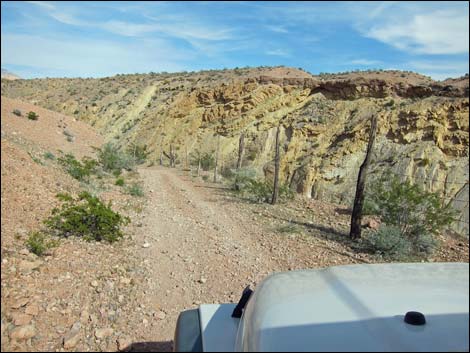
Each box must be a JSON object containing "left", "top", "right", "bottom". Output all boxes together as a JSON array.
[
  {"left": 362, "top": 8, "right": 469, "bottom": 55},
  {"left": 407, "top": 60, "right": 469, "bottom": 80},
  {"left": 1, "top": 33, "right": 190, "bottom": 77},
  {"left": 350, "top": 59, "right": 382, "bottom": 66},
  {"left": 26, "top": 1, "right": 237, "bottom": 41},
  {"left": 409, "top": 60, "right": 469, "bottom": 72},
  {"left": 24, "top": 1, "right": 55, "bottom": 10},
  {"left": 265, "top": 25, "right": 289, "bottom": 33},
  {"left": 99, "top": 21, "right": 159, "bottom": 37},
  {"left": 266, "top": 49, "right": 291, "bottom": 57}
]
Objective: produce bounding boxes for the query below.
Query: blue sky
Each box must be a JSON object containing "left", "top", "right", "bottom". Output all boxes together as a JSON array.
[{"left": 1, "top": 1, "right": 469, "bottom": 80}]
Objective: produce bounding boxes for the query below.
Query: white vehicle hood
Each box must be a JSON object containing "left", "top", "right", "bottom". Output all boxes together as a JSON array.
[{"left": 234, "top": 262, "right": 469, "bottom": 352}]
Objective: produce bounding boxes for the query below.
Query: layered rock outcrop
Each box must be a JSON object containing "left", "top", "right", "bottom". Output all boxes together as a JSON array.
[{"left": 2, "top": 67, "right": 468, "bottom": 235}]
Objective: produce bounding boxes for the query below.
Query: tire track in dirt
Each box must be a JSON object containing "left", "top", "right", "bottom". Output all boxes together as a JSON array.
[{"left": 129, "top": 166, "right": 278, "bottom": 350}]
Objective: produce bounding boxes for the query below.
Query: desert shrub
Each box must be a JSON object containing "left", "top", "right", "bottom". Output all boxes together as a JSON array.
[
  {"left": 28, "top": 152, "right": 44, "bottom": 165},
  {"left": 127, "top": 143, "right": 149, "bottom": 165},
  {"left": 364, "top": 225, "right": 440, "bottom": 260},
  {"left": 115, "top": 177, "right": 125, "bottom": 186},
  {"left": 364, "top": 176, "right": 456, "bottom": 258},
  {"left": 12, "top": 109, "right": 22, "bottom": 116},
  {"left": 43, "top": 151, "right": 55, "bottom": 160},
  {"left": 26, "top": 231, "right": 59, "bottom": 256},
  {"left": 277, "top": 223, "right": 302, "bottom": 234},
  {"left": 58, "top": 154, "right": 97, "bottom": 182},
  {"left": 200, "top": 153, "right": 215, "bottom": 171},
  {"left": 231, "top": 168, "right": 257, "bottom": 191},
  {"left": 126, "top": 183, "right": 144, "bottom": 197},
  {"left": 365, "top": 176, "right": 457, "bottom": 238},
  {"left": 97, "top": 143, "right": 134, "bottom": 173},
  {"left": 232, "top": 170, "right": 294, "bottom": 203},
  {"left": 242, "top": 178, "right": 272, "bottom": 203},
  {"left": 246, "top": 150, "right": 257, "bottom": 161},
  {"left": 27, "top": 111, "right": 39, "bottom": 120},
  {"left": 45, "top": 192, "right": 129, "bottom": 242},
  {"left": 279, "top": 184, "right": 295, "bottom": 201},
  {"left": 220, "top": 166, "right": 235, "bottom": 179},
  {"left": 365, "top": 225, "right": 412, "bottom": 260}
]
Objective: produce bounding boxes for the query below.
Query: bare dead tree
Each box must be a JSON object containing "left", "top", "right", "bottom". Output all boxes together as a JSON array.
[
  {"left": 170, "top": 144, "right": 176, "bottom": 168},
  {"left": 159, "top": 151, "right": 163, "bottom": 166},
  {"left": 236, "top": 132, "right": 245, "bottom": 170},
  {"left": 271, "top": 126, "right": 281, "bottom": 205},
  {"left": 213, "top": 135, "right": 220, "bottom": 183},
  {"left": 163, "top": 145, "right": 176, "bottom": 167},
  {"left": 185, "top": 146, "right": 189, "bottom": 170},
  {"left": 350, "top": 114, "right": 378, "bottom": 239}
]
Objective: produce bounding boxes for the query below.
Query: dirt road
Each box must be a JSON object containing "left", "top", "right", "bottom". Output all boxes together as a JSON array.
[
  {"left": 127, "top": 166, "right": 282, "bottom": 350},
  {"left": 2, "top": 164, "right": 467, "bottom": 352}
]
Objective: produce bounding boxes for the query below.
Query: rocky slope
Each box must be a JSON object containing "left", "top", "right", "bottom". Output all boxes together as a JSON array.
[
  {"left": 0, "top": 97, "right": 151, "bottom": 351},
  {"left": 2, "top": 67, "right": 469, "bottom": 236},
  {"left": 1, "top": 89, "right": 469, "bottom": 352}
]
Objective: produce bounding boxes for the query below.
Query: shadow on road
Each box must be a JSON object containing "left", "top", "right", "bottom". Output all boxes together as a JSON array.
[
  {"left": 195, "top": 184, "right": 230, "bottom": 191},
  {"left": 127, "top": 340, "right": 173, "bottom": 352}
]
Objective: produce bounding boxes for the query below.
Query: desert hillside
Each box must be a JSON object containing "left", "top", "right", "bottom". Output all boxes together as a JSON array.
[
  {"left": 1, "top": 64, "right": 469, "bottom": 352},
  {"left": 1, "top": 94, "right": 468, "bottom": 352},
  {"left": 2, "top": 66, "right": 469, "bottom": 236},
  {"left": 1, "top": 69, "right": 21, "bottom": 81}
]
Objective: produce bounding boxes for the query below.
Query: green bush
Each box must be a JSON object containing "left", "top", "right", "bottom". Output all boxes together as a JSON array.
[
  {"left": 28, "top": 152, "right": 44, "bottom": 165},
  {"left": 365, "top": 225, "right": 412, "bottom": 260},
  {"left": 58, "top": 154, "right": 97, "bottom": 182},
  {"left": 365, "top": 176, "right": 457, "bottom": 238},
  {"left": 127, "top": 143, "right": 149, "bottom": 165},
  {"left": 200, "top": 153, "right": 215, "bottom": 171},
  {"left": 12, "top": 109, "right": 22, "bottom": 117},
  {"left": 277, "top": 223, "right": 302, "bottom": 234},
  {"left": 126, "top": 183, "right": 144, "bottom": 197},
  {"left": 231, "top": 170, "right": 294, "bottom": 203},
  {"left": 115, "top": 177, "right": 125, "bottom": 186},
  {"left": 27, "top": 111, "right": 39, "bottom": 120},
  {"left": 364, "top": 176, "right": 456, "bottom": 258},
  {"left": 231, "top": 168, "right": 257, "bottom": 191},
  {"left": 97, "top": 143, "right": 134, "bottom": 173},
  {"left": 26, "top": 231, "right": 59, "bottom": 256},
  {"left": 219, "top": 166, "right": 233, "bottom": 179},
  {"left": 365, "top": 225, "right": 439, "bottom": 260},
  {"left": 43, "top": 151, "right": 55, "bottom": 160},
  {"left": 45, "top": 192, "right": 130, "bottom": 242},
  {"left": 190, "top": 151, "right": 216, "bottom": 171}
]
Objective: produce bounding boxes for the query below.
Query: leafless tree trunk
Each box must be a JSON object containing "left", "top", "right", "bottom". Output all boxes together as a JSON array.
[
  {"left": 170, "top": 144, "right": 175, "bottom": 168},
  {"left": 185, "top": 146, "right": 189, "bottom": 170},
  {"left": 237, "top": 132, "right": 245, "bottom": 170},
  {"left": 214, "top": 135, "right": 220, "bottom": 183},
  {"left": 271, "top": 126, "right": 281, "bottom": 205},
  {"left": 159, "top": 151, "right": 163, "bottom": 166},
  {"left": 350, "top": 114, "right": 378, "bottom": 239},
  {"left": 197, "top": 159, "right": 201, "bottom": 176}
]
